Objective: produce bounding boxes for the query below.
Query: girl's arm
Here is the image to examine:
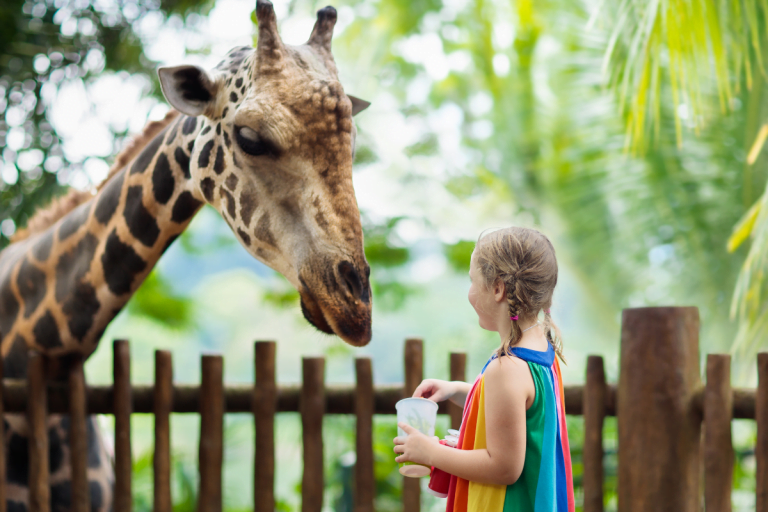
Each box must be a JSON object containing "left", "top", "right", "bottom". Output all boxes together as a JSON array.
[
  {"left": 412, "top": 379, "right": 472, "bottom": 407},
  {"left": 395, "top": 356, "right": 532, "bottom": 486},
  {"left": 447, "top": 381, "right": 471, "bottom": 407}
]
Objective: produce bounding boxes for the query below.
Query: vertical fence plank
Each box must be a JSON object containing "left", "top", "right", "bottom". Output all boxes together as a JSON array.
[
  {"left": 618, "top": 307, "right": 701, "bottom": 512},
  {"left": 0, "top": 344, "right": 7, "bottom": 512},
  {"left": 449, "top": 353, "right": 466, "bottom": 431},
  {"left": 583, "top": 355, "right": 606, "bottom": 512},
  {"left": 355, "top": 357, "right": 374, "bottom": 512},
  {"left": 113, "top": 340, "right": 132, "bottom": 512},
  {"left": 758, "top": 353, "right": 768, "bottom": 512},
  {"left": 254, "top": 341, "right": 277, "bottom": 512},
  {"left": 301, "top": 357, "right": 325, "bottom": 512},
  {"left": 199, "top": 355, "right": 224, "bottom": 512},
  {"left": 68, "top": 355, "right": 89, "bottom": 512},
  {"left": 154, "top": 350, "right": 173, "bottom": 512},
  {"left": 28, "top": 352, "right": 49, "bottom": 512},
  {"left": 0, "top": 344, "right": 6, "bottom": 512},
  {"left": 704, "top": 354, "right": 732, "bottom": 512},
  {"left": 403, "top": 338, "right": 423, "bottom": 512}
]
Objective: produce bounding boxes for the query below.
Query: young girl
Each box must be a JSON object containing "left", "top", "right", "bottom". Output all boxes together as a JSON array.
[{"left": 393, "top": 227, "right": 574, "bottom": 512}]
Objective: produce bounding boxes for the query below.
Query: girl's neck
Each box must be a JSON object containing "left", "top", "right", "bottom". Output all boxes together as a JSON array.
[{"left": 500, "top": 322, "right": 550, "bottom": 352}]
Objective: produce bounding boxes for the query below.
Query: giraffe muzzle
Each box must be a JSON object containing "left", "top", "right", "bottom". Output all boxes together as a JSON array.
[{"left": 298, "top": 261, "right": 372, "bottom": 346}]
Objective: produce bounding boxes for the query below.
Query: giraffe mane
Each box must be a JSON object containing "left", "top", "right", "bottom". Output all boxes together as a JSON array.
[{"left": 11, "top": 109, "right": 181, "bottom": 243}]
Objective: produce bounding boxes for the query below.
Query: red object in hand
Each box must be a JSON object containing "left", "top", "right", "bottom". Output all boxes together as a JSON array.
[{"left": 426, "top": 440, "right": 453, "bottom": 498}]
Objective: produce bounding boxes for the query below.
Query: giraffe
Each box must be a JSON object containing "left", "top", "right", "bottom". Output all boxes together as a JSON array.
[{"left": 0, "top": 1, "right": 373, "bottom": 509}]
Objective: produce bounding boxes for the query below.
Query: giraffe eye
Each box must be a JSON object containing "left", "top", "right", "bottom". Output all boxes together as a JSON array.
[{"left": 235, "top": 125, "right": 270, "bottom": 156}]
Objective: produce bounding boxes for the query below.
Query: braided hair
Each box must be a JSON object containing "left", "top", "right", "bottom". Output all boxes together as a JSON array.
[{"left": 474, "top": 227, "right": 565, "bottom": 362}]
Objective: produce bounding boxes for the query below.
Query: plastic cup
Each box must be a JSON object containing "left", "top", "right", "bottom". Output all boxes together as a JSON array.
[{"left": 396, "top": 397, "right": 439, "bottom": 477}]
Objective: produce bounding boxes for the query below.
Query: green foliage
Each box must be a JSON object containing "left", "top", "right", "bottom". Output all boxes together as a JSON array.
[
  {"left": 0, "top": 0, "right": 212, "bottom": 249},
  {"left": 444, "top": 240, "right": 475, "bottom": 273},
  {"left": 127, "top": 270, "right": 194, "bottom": 328}
]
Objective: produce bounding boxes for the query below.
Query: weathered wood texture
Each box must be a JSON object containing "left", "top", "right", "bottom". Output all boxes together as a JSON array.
[
  {"left": 403, "top": 339, "right": 423, "bottom": 512},
  {"left": 704, "top": 354, "right": 732, "bottom": 512},
  {"left": 355, "top": 358, "right": 375, "bottom": 512},
  {"left": 198, "top": 355, "right": 224, "bottom": 512},
  {"left": 0, "top": 356, "right": 5, "bottom": 512},
  {"left": 301, "top": 357, "right": 325, "bottom": 512},
  {"left": 758, "top": 353, "right": 768, "bottom": 512},
  {"left": 113, "top": 340, "right": 132, "bottom": 512},
  {"left": 68, "top": 356, "right": 89, "bottom": 512},
  {"left": 154, "top": 350, "right": 173, "bottom": 512},
  {"left": 449, "top": 352, "right": 466, "bottom": 431},
  {"left": 583, "top": 355, "right": 606, "bottom": 512},
  {"left": 0, "top": 380, "right": 616, "bottom": 416},
  {"left": 28, "top": 353, "right": 49, "bottom": 512},
  {"left": 254, "top": 341, "right": 277, "bottom": 512},
  {"left": 618, "top": 307, "right": 701, "bottom": 512}
]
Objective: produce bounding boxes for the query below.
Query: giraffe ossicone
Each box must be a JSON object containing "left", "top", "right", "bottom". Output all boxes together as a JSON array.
[{"left": 0, "top": 2, "right": 373, "bottom": 508}]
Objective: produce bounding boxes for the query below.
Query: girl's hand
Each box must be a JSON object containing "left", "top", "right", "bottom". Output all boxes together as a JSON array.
[
  {"left": 412, "top": 379, "right": 456, "bottom": 402},
  {"left": 393, "top": 423, "right": 440, "bottom": 466}
]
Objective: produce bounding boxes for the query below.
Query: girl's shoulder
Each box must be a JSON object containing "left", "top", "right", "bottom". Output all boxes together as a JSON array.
[
  {"left": 483, "top": 353, "right": 534, "bottom": 388},
  {"left": 483, "top": 353, "right": 536, "bottom": 408}
]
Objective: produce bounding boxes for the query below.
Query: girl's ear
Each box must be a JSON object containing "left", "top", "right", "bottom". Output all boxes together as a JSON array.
[{"left": 493, "top": 279, "right": 506, "bottom": 303}]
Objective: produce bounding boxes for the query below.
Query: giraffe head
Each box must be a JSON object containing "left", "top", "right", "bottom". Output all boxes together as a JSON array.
[{"left": 157, "top": 1, "right": 373, "bottom": 346}]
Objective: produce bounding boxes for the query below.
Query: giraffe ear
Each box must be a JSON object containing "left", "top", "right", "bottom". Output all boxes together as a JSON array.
[
  {"left": 158, "top": 65, "right": 218, "bottom": 117},
  {"left": 348, "top": 95, "right": 371, "bottom": 117}
]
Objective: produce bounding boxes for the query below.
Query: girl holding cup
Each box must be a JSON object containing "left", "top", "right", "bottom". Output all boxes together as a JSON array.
[{"left": 393, "top": 227, "right": 574, "bottom": 511}]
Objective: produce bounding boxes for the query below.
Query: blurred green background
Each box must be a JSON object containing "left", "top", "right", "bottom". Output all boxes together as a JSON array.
[{"left": 2, "top": 0, "right": 768, "bottom": 509}]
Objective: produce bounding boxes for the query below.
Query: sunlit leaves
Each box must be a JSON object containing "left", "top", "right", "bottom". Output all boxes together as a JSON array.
[
  {"left": 602, "top": 0, "right": 767, "bottom": 152},
  {"left": 127, "top": 270, "right": 194, "bottom": 328},
  {"left": 444, "top": 239, "right": 475, "bottom": 273}
]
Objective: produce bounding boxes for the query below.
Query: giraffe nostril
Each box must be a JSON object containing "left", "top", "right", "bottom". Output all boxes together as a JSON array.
[{"left": 338, "top": 261, "right": 364, "bottom": 301}]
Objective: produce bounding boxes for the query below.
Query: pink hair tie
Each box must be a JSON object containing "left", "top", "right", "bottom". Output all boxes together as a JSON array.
[
  {"left": 510, "top": 315, "right": 519, "bottom": 321},
  {"left": 545, "top": 309, "right": 551, "bottom": 314}
]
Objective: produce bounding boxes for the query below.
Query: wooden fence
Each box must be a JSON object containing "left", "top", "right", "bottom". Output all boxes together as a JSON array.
[{"left": 2, "top": 306, "right": 768, "bottom": 512}]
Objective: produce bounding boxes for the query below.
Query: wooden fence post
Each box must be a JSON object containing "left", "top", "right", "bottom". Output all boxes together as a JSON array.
[
  {"left": 704, "top": 354, "right": 732, "bottom": 512},
  {"left": 301, "top": 357, "right": 325, "bottom": 512},
  {"left": 68, "top": 355, "right": 89, "bottom": 512},
  {"left": 618, "top": 307, "right": 701, "bottom": 512},
  {"left": 355, "top": 357, "right": 375, "bottom": 512},
  {"left": 254, "top": 341, "right": 277, "bottom": 512},
  {"left": 154, "top": 350, "right": 173, "bottom": 512},
  {"left": 449, "top": 353, "right": 466, "bottom": 431},
  {"left": 403, "top": 338, "right": 423, "bottom": 512},
  {"left": 0, "top": 348, "right": 5, "bottom": 512},
  {"left": 113, "top": 340, "right": 132, "bottom": 512},
  {"left": 583, "top": 355, "right": 606, "bottom": 512},
  {"left": 28, "top": 352, "right": 49, "bottom": 512},
  {"left": 198, "top": 354, "right": 224, "bottom": 512},
  {"left": 757, "top": 353, "right": 768, "bottom": 512}
]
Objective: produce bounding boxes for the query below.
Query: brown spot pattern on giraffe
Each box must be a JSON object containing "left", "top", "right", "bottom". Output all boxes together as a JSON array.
[
  {"left": 33, "top": 310, "right": 63, "bottom": 348},
  {"left": 220, "top": 187, "right": 237, "bottom": 219},
  {"left": 16, "top": 257, "right": 46, "bottom": 318},
  {"left": 254, "top": 213, "right": 277, "bottom": 247},
  {"left": 94, "top": 168, "right": 125, "bottom": 225},
  {"left": 101, "top": 229, "right": 147, "bottom": 296},
  {"left": 239, "top": 185, "right": 258, "bottom": 227},
  {"left": 123, "top": 186, "right": 160, "bottom": 247},
  {"left": 225, "top": 173, "right": 239, "bottom": 190}
]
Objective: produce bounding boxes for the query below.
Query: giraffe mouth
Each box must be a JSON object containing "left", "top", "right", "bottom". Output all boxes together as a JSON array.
[{"left": 298, "top": 277, "right": 372, "bottom": 347}]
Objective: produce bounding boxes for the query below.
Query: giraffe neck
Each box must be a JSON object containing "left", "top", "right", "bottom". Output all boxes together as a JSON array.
[{"left": 0, "top": 114, "right": 206, "bottom": 375}]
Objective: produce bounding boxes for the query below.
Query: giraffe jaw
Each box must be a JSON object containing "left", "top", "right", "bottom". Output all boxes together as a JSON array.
[{"left": 298, "top": 283, "right": 372, "bottom": 347}]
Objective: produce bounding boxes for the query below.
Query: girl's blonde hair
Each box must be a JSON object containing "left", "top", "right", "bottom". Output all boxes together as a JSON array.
[{"left": 474, "top": 227, "right": 564, "bottom": 361}]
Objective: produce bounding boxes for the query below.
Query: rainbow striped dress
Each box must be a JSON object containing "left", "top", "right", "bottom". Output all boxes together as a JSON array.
[{"left": 445, "top": 343, "right": 575, "bottom": 512}]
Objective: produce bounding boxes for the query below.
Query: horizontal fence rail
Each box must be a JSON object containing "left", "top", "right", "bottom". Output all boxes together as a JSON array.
[
  {"left": 1, "top": 377, "right": 765, "bottom": 418},
  {"left": 5, "top": 325, "right": 768, "bottom": 512}
]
